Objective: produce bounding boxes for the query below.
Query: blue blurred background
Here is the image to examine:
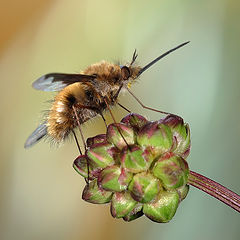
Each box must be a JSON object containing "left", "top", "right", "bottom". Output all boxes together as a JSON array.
[{"left": 0, "top": 0, "right": 239, "bottom": 239}]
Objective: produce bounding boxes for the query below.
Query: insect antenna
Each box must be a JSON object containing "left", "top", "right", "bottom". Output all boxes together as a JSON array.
[
  {"left": 130, "top": 49, "right": 138, "bottom": 66},
  {"left": 104, "top": 98, "right": 131, "bottom": 150}
]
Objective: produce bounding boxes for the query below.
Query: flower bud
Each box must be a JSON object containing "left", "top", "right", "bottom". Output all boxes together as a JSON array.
[
  {"left": 123, "top": 204, "right": 143, "bottom": 222},
  {"left": 107, "top": 123, "right": 135, "bottom": 149},
  {"left": 82, "top": 179, "right": 113, "bottom": 204},
  {"left": 177, "top": 185, "right": 189, "bottom": 201},
  {"left": 87, "top": 142, "right": 116, "bottom": 169},
  {"left": 121, "top": 113, "right": 148, "bottom": 130},
  {"left": 160, "top": 115, "right": 191, "bottom": 158},
  {"left": 86, "top": 134, "right": 106, "bottom": 147},
  {"left": 143, "top": 190, "right": 179, "bottom": 223},
  {"left": 73, "top": 155, "right": 94, "bottom": 180},
  {"left": 128, "top": 172, "right": 162, "bottom": 203},
  {"left": 74, "top": 113, "right": 191, "bottom": 223},
  {"left": 120, "top": 145, "right": 153, "bottom": 173},
  {"left": 152, "top": 152, "right": 189, "bottom": 189},
  {"left": 98, "top": 165, "right": 133, "bottom": 192},
  {"left": 111, "top": 191, "right": 138, "bottom": 218},
  {"left": 137, "top": 122, "right": 173, "bottom": 154}
]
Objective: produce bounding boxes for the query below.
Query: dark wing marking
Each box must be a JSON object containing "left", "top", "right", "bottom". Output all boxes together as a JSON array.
[
  {"left": 24, "top": 122, "right": 48, "bottom": 148},
  {"left": 32, "top": 73, "right": 96, "bottom": 92}
]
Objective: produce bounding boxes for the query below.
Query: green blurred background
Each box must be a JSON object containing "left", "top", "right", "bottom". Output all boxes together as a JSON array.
[{"left": 0, "top": 0, "right": 239, "bottom": 239}]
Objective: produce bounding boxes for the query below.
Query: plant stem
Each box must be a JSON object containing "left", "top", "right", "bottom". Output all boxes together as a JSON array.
[{"left": 188, "top": 170, "right": 240, "bottom": 213}]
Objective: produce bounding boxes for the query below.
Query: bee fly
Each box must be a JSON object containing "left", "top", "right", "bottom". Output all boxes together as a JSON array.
[{"left": 24, "top": 41, "right": 189, "bottom": 153}]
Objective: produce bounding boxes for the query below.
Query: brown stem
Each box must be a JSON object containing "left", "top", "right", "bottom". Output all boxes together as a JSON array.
[{"left": 188, "top": 170, "right": 240, "bottom": 213}]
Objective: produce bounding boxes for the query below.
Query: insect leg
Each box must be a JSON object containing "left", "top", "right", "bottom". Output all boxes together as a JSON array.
[
  {"left": 72, "top": 105, "right": 89, "bottom": 183},
  {"left": 72, "top": 105, "right": 87, "bottom": 151},
  {"left": 117, "top": 102, "right": 131, "bottom": 113},
  {"left": 99, "top": 111, "right": 108, "bottom": 129},
  {"left": 72, "top": 129, "right": 82, "bottom": 155},
  {"left": 103, "top": 98, "right": 131, "bottom": 149},
  {"left": 113, "top": 84, "right": 123, "bottom": 101},
  {"left": 126, "top": 87, "right": 176, "bottom": 116}
]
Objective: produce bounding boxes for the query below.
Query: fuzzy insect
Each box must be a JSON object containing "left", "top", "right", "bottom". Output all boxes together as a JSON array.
[{"left": 24, "top": 41, "right": 189, "bottom": 149}]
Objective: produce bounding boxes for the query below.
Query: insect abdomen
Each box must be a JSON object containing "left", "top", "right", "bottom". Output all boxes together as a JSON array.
[
  {"left": 47, "top": 90, "right": 74, "bottom": 142},
  {"left": 47, "top": 83, "right": 98, "bottom": 143}
]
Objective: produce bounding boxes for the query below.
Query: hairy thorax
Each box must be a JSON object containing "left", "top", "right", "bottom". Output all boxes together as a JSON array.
[
  {"left": 83, "top": 61, "right": 122, "bottom": 97},
  {"left": 47, "top": 61, "right": 126, "bottom": 142}
]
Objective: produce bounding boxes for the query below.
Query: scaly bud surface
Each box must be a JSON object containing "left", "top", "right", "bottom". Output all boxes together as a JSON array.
[{"left": 73, "top": 113, "right": 191, "bottom": 223}]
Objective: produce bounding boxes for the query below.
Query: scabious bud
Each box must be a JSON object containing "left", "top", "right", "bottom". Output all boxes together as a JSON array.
[
  {"left": 159, "top": 115, "right": 191, "bottom": 158},
  {"left": 73, "top": 113, "right": 191, "bottom": 223}
]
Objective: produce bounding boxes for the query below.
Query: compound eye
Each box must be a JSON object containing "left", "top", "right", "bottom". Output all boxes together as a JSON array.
[{"left": 121, "top": 66, "right": 131, "bottom": 80}]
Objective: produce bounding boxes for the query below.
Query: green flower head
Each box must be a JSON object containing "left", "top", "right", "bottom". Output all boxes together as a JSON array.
[{"left": 73, "top": 113, "right": 191, "bottom": 223}]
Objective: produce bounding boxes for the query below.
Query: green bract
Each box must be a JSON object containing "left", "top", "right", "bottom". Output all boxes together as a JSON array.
[{"left": 73, "top": 113, "right": 191, "bottom": 223}]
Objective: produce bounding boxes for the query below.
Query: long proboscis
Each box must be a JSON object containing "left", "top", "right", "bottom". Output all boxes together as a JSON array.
[{"left": 137, "top": 41, "right": 190, "bottom": 77}]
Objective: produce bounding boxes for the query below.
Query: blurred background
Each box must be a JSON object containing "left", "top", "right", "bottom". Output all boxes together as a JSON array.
[{"left": 0, "top": 0, "right": 239, "bottom": 239}]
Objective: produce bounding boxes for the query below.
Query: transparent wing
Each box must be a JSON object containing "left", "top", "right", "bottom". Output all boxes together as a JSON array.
[
  {"left": 24, "top": 122, "right": 48, "bottom": 148},
  {"left": 32, "top": 73, "right": 96, "bottom": 92}
]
